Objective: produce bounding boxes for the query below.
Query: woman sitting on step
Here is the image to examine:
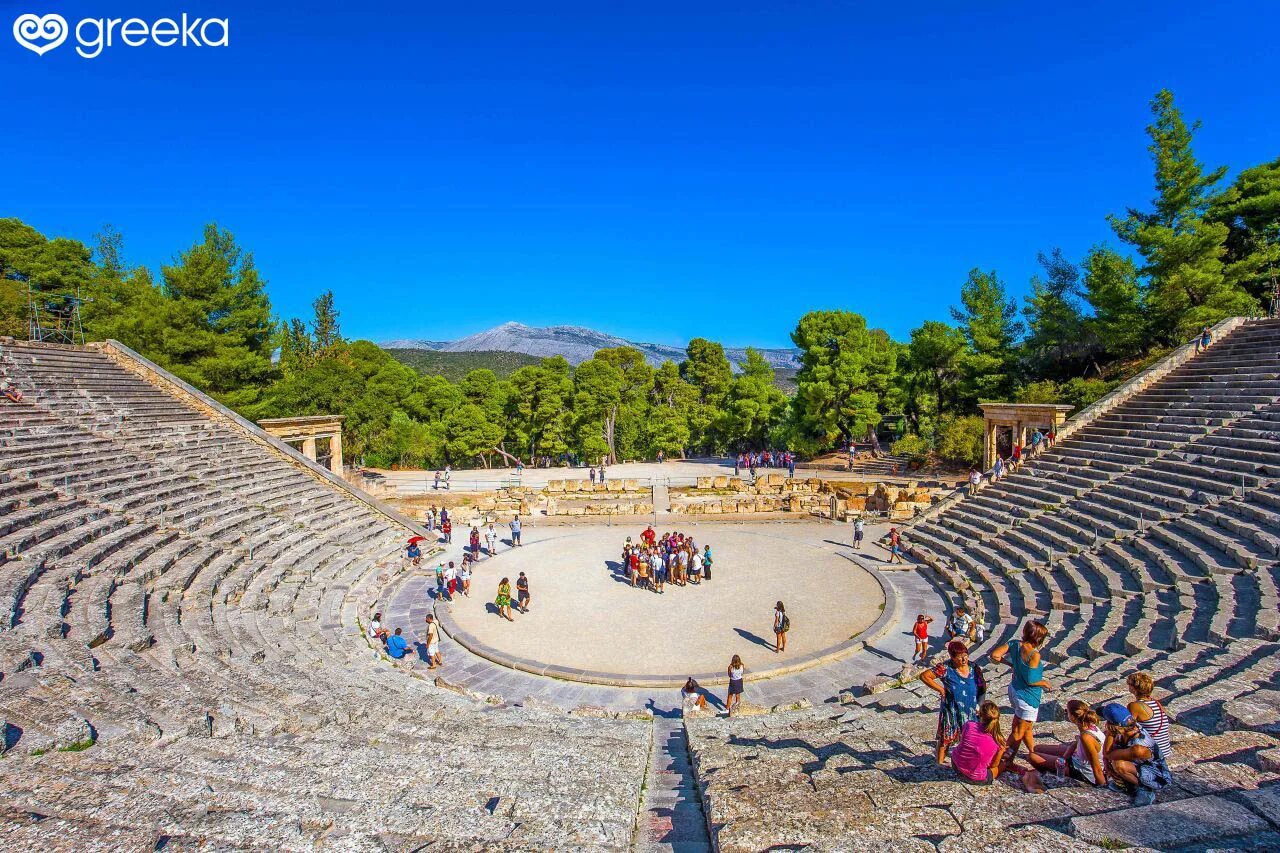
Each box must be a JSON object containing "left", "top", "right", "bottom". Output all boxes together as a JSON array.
[{"left": 1025, "top": 699, "right": 1105, "bottom": 791}]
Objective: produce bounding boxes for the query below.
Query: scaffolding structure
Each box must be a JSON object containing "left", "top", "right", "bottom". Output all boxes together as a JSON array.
[{"left": 27, "top": 280, "right": 86, "bottom": 345}]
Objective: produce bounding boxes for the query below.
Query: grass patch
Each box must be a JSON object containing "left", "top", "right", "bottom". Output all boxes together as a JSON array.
[
  {"left": 58, "top": 738, "right": 96, "bottom": 752},
  {"left": 1096, "top": 839, "right": 1130, "bottom": 850},
  {"left": 29, "top": 748, "right": 48, "bottom": 757}
]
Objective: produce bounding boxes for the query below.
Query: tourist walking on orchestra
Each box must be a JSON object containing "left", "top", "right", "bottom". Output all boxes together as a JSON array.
[
  {"left": 991, "top": 620, "right": 1052, "bottom": 770},
  {"left": 887, "top": 527, "right": 904, "bottom": 564},
  {"left": 510, "top": 515, "right": 522, "bottom": 547},
  {"left": 442, "top": 517, "right": 452, "bottom": 545},
  {"left": 853, "top": 517, "right": 864, "bottom": 549},
  {"left": 516, "top": 572, "right": 531, "bottom": 613},
  {"left": 773, "top": 601, "right": 789, "bottom": 653},
  {"left": 424, "top": 614, "right": 443, "bottom": 670},
  {"left": 725, "top": 655, "right": 746, "bottom": 716},
  {"left": 920, "top": 640, "right": 985, "bottom": 765},
  {"left": 458, "top": 561, "right": 471, "bottom": 597},
  {"left": 495, "top": 578, "right": 514, "bottom": 621},
  {"left": 486, "top": 522, "right": 498, "bottom": 558}
]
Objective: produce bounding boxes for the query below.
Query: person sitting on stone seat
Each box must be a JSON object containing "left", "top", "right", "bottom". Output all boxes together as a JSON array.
[
  {"left": 1126, "top": 671, "right": 1173, "bottom": 760},
  {"left": 681, "top": 677, "right": 708, "bottom": 712},
  {"left": 368, "top": 612, "right": 388, "bottom": 645},
  {"left": 1025, "top": 699, "right": 1105, "bottom": 789},
  {"left": 946, "top": 606, "right": 975, "bottom": 643},
  {"left": 385, "top": 627, "right": 409, "bottom": 660},
  {"left": 1101, "top": 702, "right": 1172, "bottom": 806},
  {"left": 949, "top": 700, "right": 1012, "bottom": 786},
  {"left": 0, "top": 377, "right": 22, "bottom": 403}
]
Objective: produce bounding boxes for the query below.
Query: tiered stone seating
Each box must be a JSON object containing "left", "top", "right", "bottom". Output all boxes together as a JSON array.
[
  {"left": 680, "top": 319, "right": 1280, "bottom": 849},
  {"left": 905, "top": 319, "right": 1280, "bottom": 665},
  {"left": 0, "top": 340, "right": 651, "bottom": 847}
]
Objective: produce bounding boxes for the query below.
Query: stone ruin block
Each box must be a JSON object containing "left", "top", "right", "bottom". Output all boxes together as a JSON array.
[
  {"left": 563, "top": 479, "right": 580, "bottom": 492},
  {"left": 728, "top": 477, "right": 745, "bottom": 490},
  {"left": 686, "top": 502, "right": 704, "bottom": 514},
  {"left": 890, "top": 502, "right": 916, "bottom": 520},
  {"left": 606, "top": 479, "right": 624, "bottom": 493},
  {"left": 545, "top": 480, "right": 564, "bottom": 492},
  {"left": 712, "top": 475, "right": 729, "bottom": 489},
  {"left": 696, "top": 477, "right": 714, "bottom": 490},
  {"left": 845, "top": 496, "right": 868, "bottom": 512},
  {"left": 844, "top": 482, "right": 871, "bottom": 496},
  {"left": 622, "top": 479, "right": 639, "bottom": 491},
  {"left": 704, "top": 501, "right": 722, "bottom": 514}
]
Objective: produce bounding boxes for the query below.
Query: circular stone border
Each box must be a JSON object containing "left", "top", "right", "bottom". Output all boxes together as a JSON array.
[{"left": 433, "top": 550, "right": 900, "bottom": 689}]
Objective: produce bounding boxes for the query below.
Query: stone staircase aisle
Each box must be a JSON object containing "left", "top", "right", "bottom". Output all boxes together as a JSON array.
[
  {"left": 635, "top": 717, "right": 712, "bottom": 853},
  {"left": 651, "top": 481, "right": 672, "bottom": 516}
]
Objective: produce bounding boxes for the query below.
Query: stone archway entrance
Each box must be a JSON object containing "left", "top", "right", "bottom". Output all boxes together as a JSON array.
[
  {"left": 978, "top": 403, "right": 1073, "bottom": 470},
  {"left": 257, "top": 415, "right": 345, "bottom": 474}
]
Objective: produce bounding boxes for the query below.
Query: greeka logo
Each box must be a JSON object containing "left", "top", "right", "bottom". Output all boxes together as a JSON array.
[{"left": 13, "top": 11, "right": 229, "bottom": 58}]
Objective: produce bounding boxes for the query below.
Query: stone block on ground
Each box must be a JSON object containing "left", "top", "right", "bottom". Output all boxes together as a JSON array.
[{"left": 1069, "top": 795, "right": 1268, "bottom": 849}]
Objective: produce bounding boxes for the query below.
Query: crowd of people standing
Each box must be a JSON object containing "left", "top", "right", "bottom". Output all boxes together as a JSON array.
[
  {"left": 734, "top": 450, "right": 796, "bottom": 478},
  {"left": 619, "top": 525, "right": 713, "bottom": 592}
]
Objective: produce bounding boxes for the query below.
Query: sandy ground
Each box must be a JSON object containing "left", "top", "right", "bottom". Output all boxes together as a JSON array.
[{"left": 441, "top": 520, "right": 885, "bottom": 677}]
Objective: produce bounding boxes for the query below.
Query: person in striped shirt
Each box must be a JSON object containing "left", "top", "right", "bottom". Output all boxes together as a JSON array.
[{"left": 1126, "top": 671, "right": 1173, "bottom": 757}]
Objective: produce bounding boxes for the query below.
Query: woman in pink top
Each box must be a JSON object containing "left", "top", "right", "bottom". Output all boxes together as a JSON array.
[{"left": 950, "top": 701, "right": 1007, "bottom": 784}]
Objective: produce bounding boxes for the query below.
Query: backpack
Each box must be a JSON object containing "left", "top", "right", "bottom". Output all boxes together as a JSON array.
[{"left": 781, "top": 614, "right": 791, "bottom": 633}]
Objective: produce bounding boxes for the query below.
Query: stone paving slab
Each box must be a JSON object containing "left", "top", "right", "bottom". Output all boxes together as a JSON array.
[{"left": 1069, "top": 794, "right": 1269, "bottom": 848}]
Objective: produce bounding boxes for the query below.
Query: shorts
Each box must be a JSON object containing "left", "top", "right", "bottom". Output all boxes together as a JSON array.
[
  {"left": 728, "top": 679, "right": 743, "bottom": 696},
  {"left": 427, "top": 642, "right": 440, "bottom": 657},
  {"left": 958, "top": 769, "right": 993, "bottom": 786},
  {"left": 1008, "top": 685, "right": 1040, "bottom": 722}
]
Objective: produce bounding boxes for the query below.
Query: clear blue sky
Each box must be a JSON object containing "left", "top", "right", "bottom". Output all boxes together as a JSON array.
[{"left": 4, "top": 1, "right": 1277, "bottom": 348}]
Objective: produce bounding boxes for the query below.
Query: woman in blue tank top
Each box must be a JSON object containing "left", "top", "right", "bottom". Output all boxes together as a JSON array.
[{"left": 991, "top": 620, "right": 1052, "bottom": 769}]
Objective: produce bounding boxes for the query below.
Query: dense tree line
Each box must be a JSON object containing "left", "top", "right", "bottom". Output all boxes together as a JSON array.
[{"left": 1, "top": 91, "right": 1275, "bottom": 469}]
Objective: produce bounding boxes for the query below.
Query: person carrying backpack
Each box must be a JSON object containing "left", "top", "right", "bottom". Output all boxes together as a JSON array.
[{"left": 773, "top": 601, "right": 790, "bottom": 653}]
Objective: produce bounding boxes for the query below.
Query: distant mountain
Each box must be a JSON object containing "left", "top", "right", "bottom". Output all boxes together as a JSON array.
[
  {"left": 385, "top": 349, "right": 542, "bottom": 382},
  {"left": 381, "top": 322, "right": 801, "bottom": 371}
]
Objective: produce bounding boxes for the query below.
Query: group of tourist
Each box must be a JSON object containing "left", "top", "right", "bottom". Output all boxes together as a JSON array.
[
  {"left": 422, "top": 506, "right": 453, "bottom": 544},
  {"left": 733, "top": 450, "right": 796, "bottom": 478},
  {"left": 367, "top": 611, "right": 444, "bottom": 670},
  {"left": 968, "top": 428, "right": 1057, "bottom": 493},
  {"left": 619, "top": 525, "right": 714, "bottom": 592},
  {"left": 432, "top": 467, "right": 452, "bottom": 490},
  {"left": 921, "top": 620, "right": 1173, "bottom": 807},
  {"left": 493, "top": 572, "right": 532, "bottom": 620}
]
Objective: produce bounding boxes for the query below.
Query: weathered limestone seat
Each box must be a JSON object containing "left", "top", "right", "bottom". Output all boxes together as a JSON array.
[{"left": 0, "top": 340, "right": 651, "bottom": 848}]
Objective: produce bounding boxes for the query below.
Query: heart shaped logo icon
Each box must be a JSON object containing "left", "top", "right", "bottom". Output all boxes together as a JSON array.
[{"left": 13, "top": 13, "right": 68, "bottom": 55}]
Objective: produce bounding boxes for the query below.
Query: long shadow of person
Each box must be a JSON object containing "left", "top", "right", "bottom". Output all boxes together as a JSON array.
[
  {"left": 485, "top": 602, "right": 501, "bottom": 617},
  {"left": 733, "top": 628, "right": 775, "bottom": 651}
]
